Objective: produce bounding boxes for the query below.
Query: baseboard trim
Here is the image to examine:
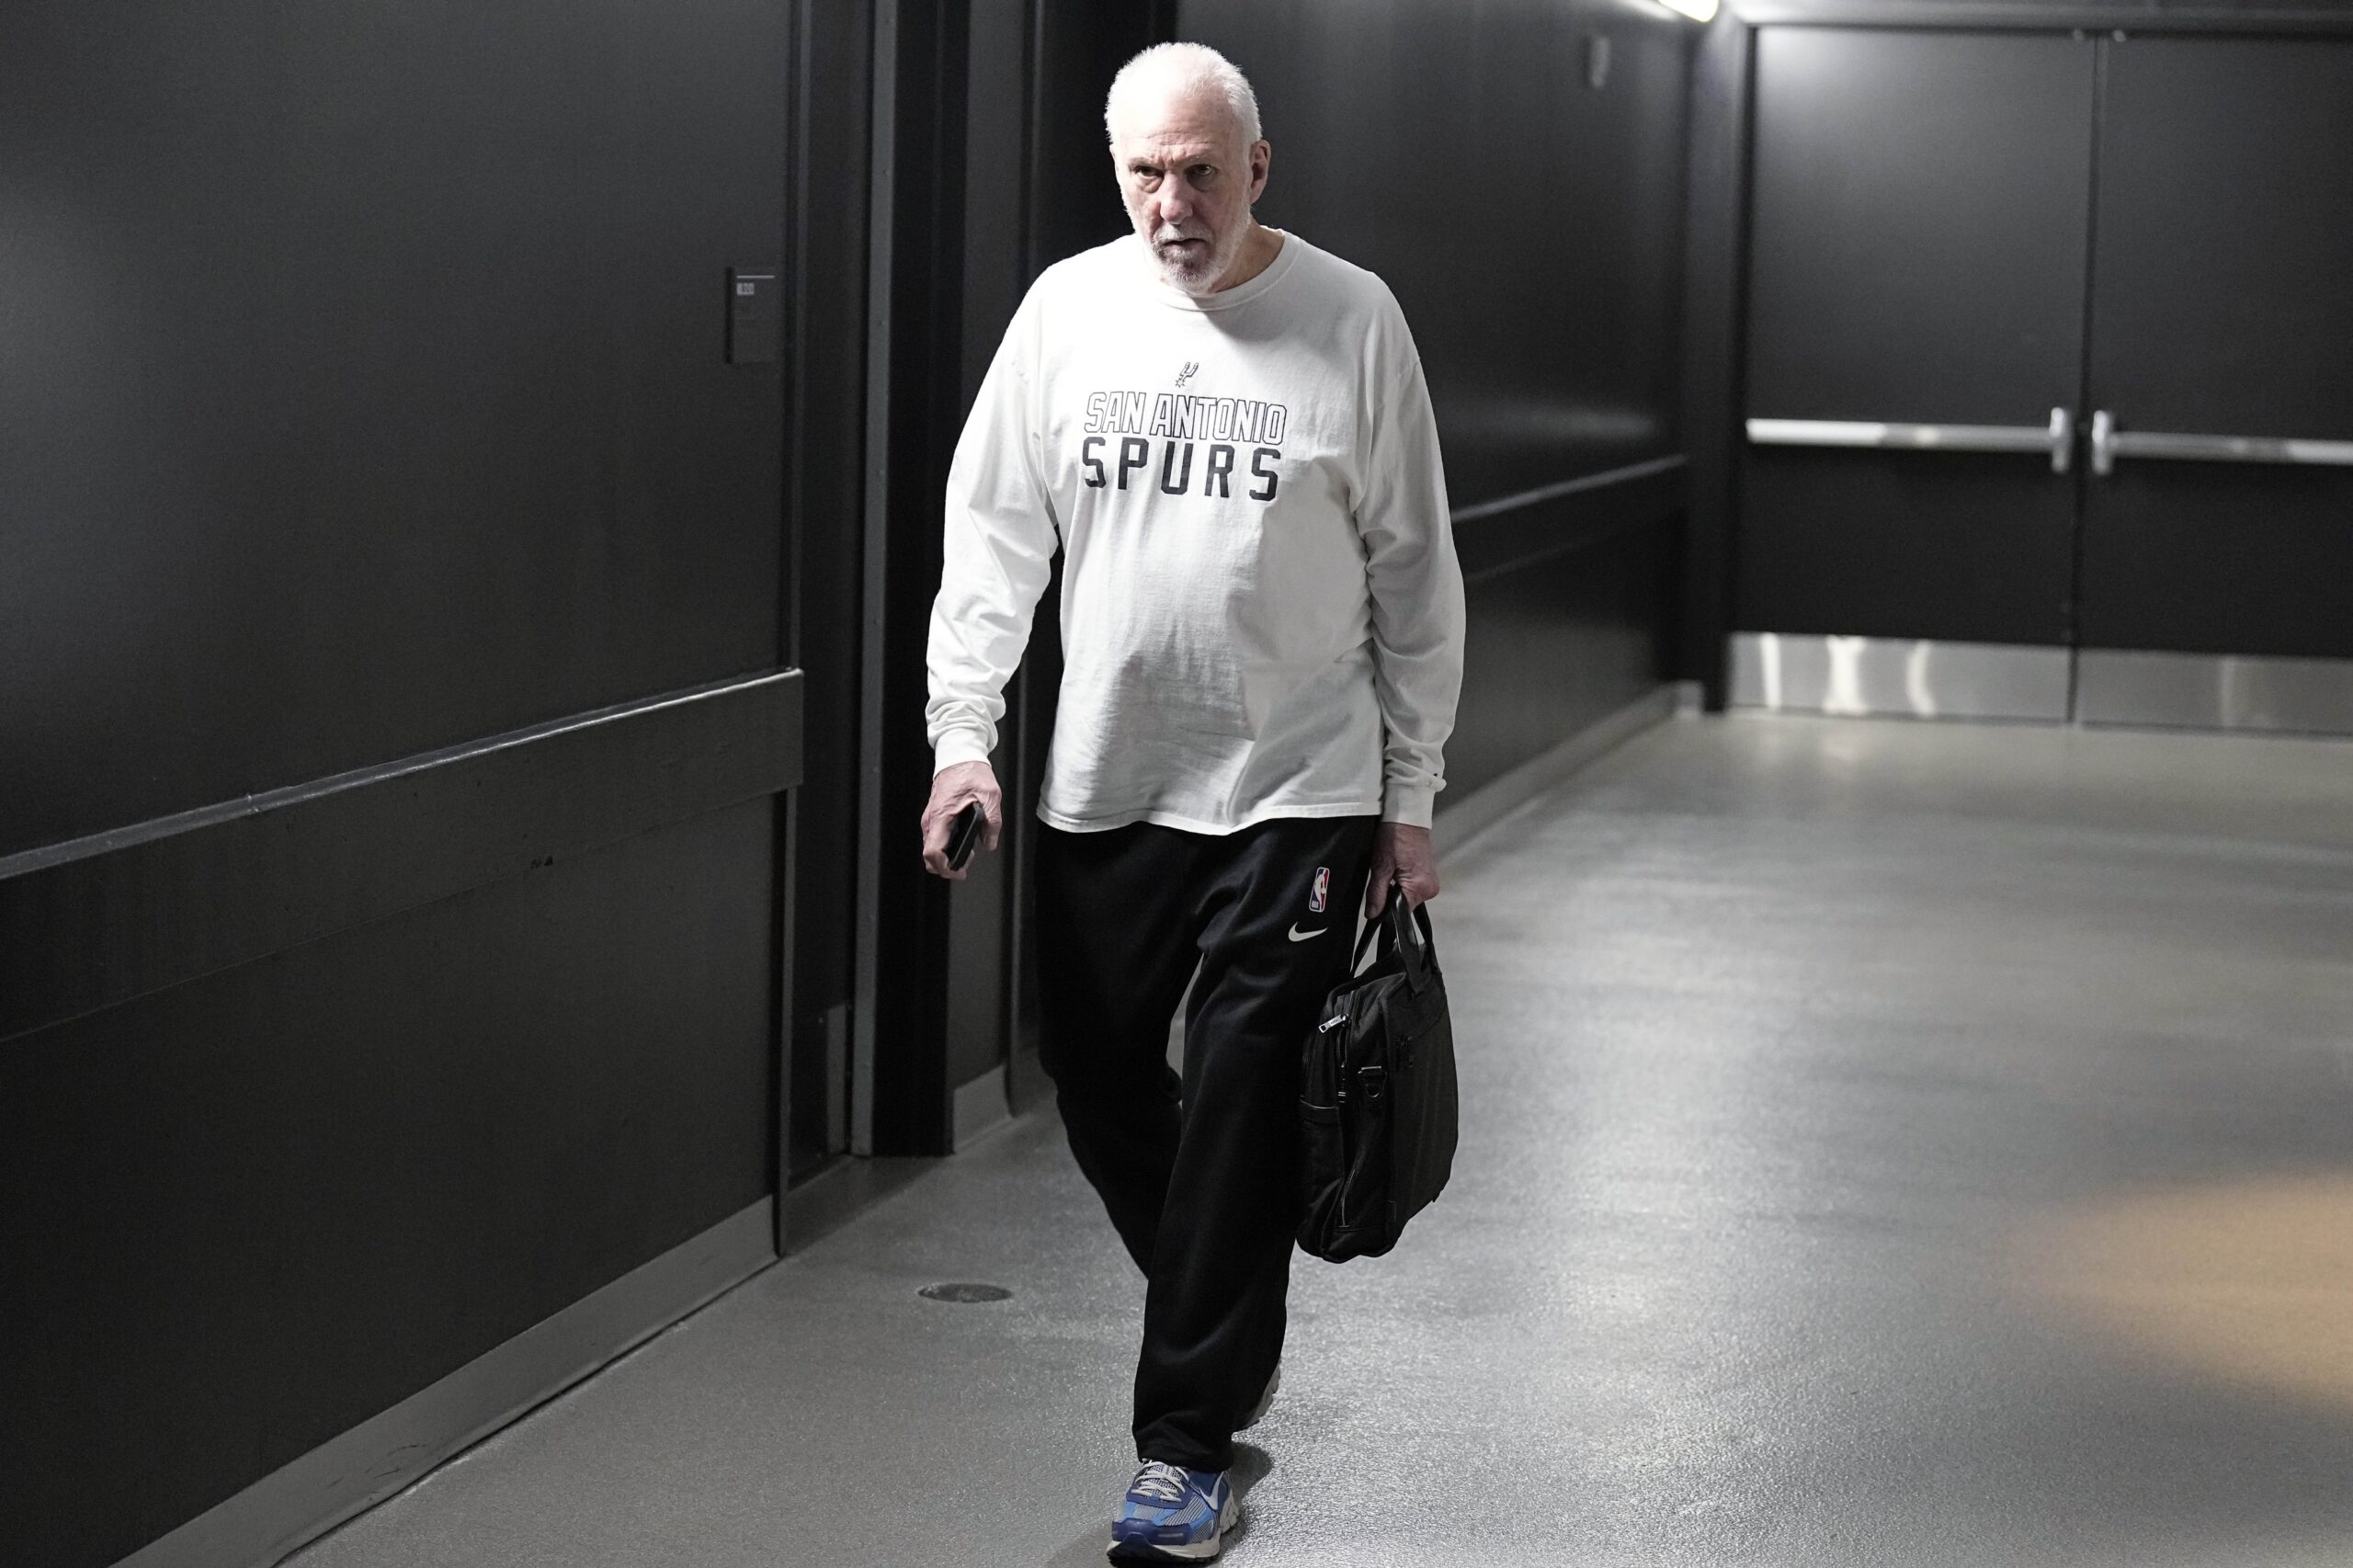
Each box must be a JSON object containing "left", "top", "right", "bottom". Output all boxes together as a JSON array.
[
  {"left": 779, "top": 1153, "right": 937, "bottom": 1255},
  {"left": 117, "top": 1199, "right": 778, "bottom": 1568},
  {"left": 1007, "top": 1041, "right": 1053, "bottom": 1117},
  {"left": 951, "top": 1066, "right": 1011, "bottom": 1150},
  {"left": 2076, "top": 648, "right": 2353, "bottom": 736},
  {"left": 1728, "top": 632, "right": 2071, "bottom": 722},
  {"left": 1432, "top": 684, "right": 1678, "bottom": 858}
]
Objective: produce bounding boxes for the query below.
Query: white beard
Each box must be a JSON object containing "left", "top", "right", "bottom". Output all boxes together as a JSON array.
[{"left": 1151, "top": 221, "right": 1246, "bottom": 295}]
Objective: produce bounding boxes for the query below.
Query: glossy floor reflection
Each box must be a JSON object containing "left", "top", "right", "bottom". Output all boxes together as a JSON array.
[{"left": 287, "top": 712, "right": 2353, "bottom": 1568}]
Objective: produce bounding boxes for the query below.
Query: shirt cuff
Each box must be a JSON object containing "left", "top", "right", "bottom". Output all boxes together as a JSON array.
[
  {"left": 932, "top": 729, "right": 995, "bottom": 775},
  {"left": 1380, "top": 779, "right": 1437, "bottom": 829}
]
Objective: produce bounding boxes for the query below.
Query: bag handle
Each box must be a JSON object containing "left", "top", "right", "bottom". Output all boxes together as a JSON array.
[
  {"left": 1348, "top": 904, "right": 1384, "bottom": 974},
  {"left": 1385, "top": 886, "right": 1439, "bottom": 995},
  {"left": 1347, "top": 878, "right": 1439, "bottom": 993}
]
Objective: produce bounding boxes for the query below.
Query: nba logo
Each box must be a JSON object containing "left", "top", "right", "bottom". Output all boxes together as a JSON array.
[{"left": 1308, "top": 867, "right": 1330, "bottom": 914}]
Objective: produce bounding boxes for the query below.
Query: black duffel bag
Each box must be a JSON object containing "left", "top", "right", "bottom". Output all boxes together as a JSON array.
[{"left": 1297, "top": 885, "right": 1458, "bottom": 1263}]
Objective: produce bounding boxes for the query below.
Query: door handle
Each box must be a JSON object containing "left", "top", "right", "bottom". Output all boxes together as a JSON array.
[
  {"left": 2088, "top": 411, "right": 2353, "bottom": 477},
  {"left": 1747, "top": 408, "right": 2075, "bottom": 473}
]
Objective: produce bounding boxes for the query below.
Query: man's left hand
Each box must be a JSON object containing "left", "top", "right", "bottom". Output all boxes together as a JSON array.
[{"left": 1366, "top": 822, "right": 1439, "bottom": 916}]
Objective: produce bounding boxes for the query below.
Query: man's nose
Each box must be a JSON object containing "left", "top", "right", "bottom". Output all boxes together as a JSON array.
[{"left": 1155, "top": 180, "right": 1193, "bottom": 226}]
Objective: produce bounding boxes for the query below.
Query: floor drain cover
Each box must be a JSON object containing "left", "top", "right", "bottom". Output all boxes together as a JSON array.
[{"left": 919, "top": 1282, "right": 1012, "bottom": 1303}]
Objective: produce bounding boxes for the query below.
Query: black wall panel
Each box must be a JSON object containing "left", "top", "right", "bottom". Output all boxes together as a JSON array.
[
  {"left": 1179, "top": 0, "right": 1691, "bottom": 509},
  {"left": 1677, "top": 15, "right": 1754, "bottom": 701},
  {"left": 0, "top": 801, "right": 776, "bottom": 1568},
  {"left": 2075, "top": 35, "right": 2353, "bottom": 658},
  {"left": 1027, "top": 1, "right": 1172, "bottom": 276},
  {"left": 1745, "top": 28, "right": 2093, "bottom": 427},
  {"left": 0, "top": 672, "right": 801, "bottom": 1045},
  {"left": 0, "top": 2, "right": 802, "bottom": 1558},
  {"left": 785, "top": 0, "right": 874, "bottom": 1177},
  {"left": 0, "top": 0, "right": 791, "bottom": 858},
  {"left": 1737, "top": 448, "right": 2078, "bottom": 644},
  {"left": 1450, "top": 517, "right": 1680, "bottom": 801},
  {"left": 1177, "top": 0, "right": 1693, "bottom": 792},
  {"left": 865, "top": 0, "right": 975, "bottom": 1153},
  {"left": 2088, "top": 38, "right": 2353, "bottom": 440}
]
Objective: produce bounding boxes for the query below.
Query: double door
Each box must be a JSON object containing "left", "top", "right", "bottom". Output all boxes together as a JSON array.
[{"left": 1733, "top": 28, "right": 2353, "bottom": 733}]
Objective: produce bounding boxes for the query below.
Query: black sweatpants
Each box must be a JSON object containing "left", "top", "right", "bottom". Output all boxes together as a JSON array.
[{"left": 1036, "top": 812, "right": 1380, "bottom": 1472}]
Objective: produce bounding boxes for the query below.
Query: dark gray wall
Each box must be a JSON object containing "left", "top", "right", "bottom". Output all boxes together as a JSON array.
[
  {"left": 3, "top": 801, "right": 779, "bottom": 1566},
  {"left": 0, "top": 4, "right": 801, "bottom": 1562},
  {"left": 0, "top": 3, "right": 790, "bottom": 854},
  {"left": 1177, "top": 0, "right": 1695, "bottom": 799},
  {"left": 1677, "top": 14, "right": 1752, "bottom": 704},
  {"left": 786, "top": 0, "right": 875, "bottom": 1178}
]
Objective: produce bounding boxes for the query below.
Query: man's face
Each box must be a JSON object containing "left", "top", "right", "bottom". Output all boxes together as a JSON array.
[{"left": 1111, "top": 87, "right": 1270, "bottom": 294}]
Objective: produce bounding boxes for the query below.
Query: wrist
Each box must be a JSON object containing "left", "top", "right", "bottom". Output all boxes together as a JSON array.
[
  {"left": 1380, "top": 782, "right": 1436, "bottom": 829},
  {"left": 932, "top": 731, "right": 994, "bottom": 775}
]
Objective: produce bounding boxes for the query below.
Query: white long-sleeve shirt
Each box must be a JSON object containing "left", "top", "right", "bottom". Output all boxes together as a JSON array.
[{"left": 925, "top": 231, "right": 1465, "bottom": 834}]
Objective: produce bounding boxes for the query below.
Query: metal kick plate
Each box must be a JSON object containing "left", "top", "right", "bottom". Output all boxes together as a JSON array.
[
  {"left": 2075, "top": 650, "right": 2353, "bottom": 736},
  {"left": 1730, "top": 633, "right": 2073, "bottom": 722}
]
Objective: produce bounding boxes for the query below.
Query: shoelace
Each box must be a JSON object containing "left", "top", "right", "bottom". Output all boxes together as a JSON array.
[{"left": 1130, "top": 1460, "right": 1190, "bottom": 1505}]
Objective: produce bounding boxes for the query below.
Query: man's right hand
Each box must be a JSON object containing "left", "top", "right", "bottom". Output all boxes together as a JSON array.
[{"left": 920, "top": 760, "right": 1004, "bottom": 881}]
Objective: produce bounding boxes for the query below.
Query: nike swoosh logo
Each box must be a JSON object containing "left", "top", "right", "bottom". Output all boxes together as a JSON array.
[{"left": 1287, "top": 924, "right": 1326, "bottom": 942}]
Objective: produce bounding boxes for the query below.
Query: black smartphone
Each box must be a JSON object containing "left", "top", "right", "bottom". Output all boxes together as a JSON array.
[{"left": 946, "top": 801, "right": 984, "bottom": 871}]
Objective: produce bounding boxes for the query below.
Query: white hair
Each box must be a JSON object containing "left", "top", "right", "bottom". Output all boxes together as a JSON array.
[{"left": 1103, "top": 41, "right": 1262, "bottom": 150}]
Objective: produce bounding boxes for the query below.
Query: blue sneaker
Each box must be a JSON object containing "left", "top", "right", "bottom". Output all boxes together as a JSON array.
[{"left": 1107, "top": 1460, "right": 1237, "bottom": 1562}]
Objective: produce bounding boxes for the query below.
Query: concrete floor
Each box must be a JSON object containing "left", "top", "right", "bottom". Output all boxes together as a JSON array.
[{"left": 288, "top": 713, "right": 2353, "bottom": 1568}]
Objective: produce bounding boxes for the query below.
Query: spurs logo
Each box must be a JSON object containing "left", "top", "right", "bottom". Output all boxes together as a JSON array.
[{"left": 1175, "top": 360, "right": 1199, "bottom": 388}]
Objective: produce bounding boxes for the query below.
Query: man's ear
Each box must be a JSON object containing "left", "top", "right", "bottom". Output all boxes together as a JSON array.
[{"left": 1248, "top": 139, "right": 1271, "bottom": 203}]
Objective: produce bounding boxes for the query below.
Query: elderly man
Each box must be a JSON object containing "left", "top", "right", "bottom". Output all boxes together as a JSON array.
[{"left": 917, "top": 40, "right": 1463, "bottom": 1562}]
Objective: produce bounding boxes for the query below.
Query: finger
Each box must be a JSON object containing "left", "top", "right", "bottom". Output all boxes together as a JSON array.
[{"left": 919, "top": 807, "right": 957, "bottom": 877}]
